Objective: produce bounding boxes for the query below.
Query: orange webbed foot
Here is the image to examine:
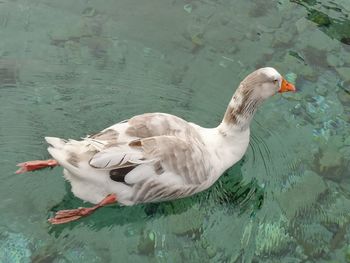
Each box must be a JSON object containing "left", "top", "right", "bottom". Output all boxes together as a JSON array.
[
  {"left": 15, "top": 159, "right": 58, "bottom": 174},
  {"left": 48, "top": 194, "right": 117, "bottom": 225}
]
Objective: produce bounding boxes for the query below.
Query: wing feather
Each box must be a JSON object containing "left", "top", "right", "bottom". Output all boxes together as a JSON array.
[
  {"left": 89, "top": 146, "right": 147, "bottom": 169},
  {"left": 136, "top": 136, "right": 211, "bottom": 186}
]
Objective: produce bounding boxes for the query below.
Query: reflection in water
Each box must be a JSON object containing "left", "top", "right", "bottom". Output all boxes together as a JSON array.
[{"left": 48, "top": 165, "right": 263, "bottom": 233}]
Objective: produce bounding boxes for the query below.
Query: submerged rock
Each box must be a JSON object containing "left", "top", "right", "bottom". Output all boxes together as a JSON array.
[
  {"left": 31, "top": 242, "right": 101, "bottom": 263},
  {"left": 62, "top": 245, "right": 101, "bottom": 263},
  {"left": 183, "top": 4, "right": 193, "bottom": 14},
  {"left": 206, "top": 245, "right": 217, "bottom": 258},
  {"left": 137, "top": 229, "right": 157, "bottom": 256},
  {"left": 276, "top": 170, "right": 327, "bottom": 220},
  {"left": 297, "top": 223, "right": 333, "bottom": 258},
  {"left": 336, "top": 67, "right": 350, "bottom": 83},
  {"left": 255, "top": 216, "right": 294, "bottom": 257},
  {"left": 167, "top": 207, "right": 204, "bottom": 236},
  {"left": 327, "top": 53, "right": 344, "bottom": 67},
  {"left": 0, "top": 229, "right": 31, "bottom": 263},
  {"left": 312, "top": 137, "right": 346, "bottom": 182},
  {"left": 346, "top": 245, "right": 350, "bottom": 263},
  {"left": 316, "top": 84, "right": 328, "bottom": 96},
  {"left": 340, "top": 146, "right": 350, "bottom": 161},
  {"left": 320, "top": 195, "right": 350, "bottom": 228},
  {"left": 318, "top": 148, "right": 343, "bottom": 174}
]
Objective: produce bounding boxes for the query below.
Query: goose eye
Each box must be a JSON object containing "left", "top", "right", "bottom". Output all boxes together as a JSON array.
[{"left": 273, "top": 79, "right": 278, "bottom": 84}]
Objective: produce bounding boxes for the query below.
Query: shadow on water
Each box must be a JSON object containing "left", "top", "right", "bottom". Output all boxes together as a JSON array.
[
  {"left": 291, "top": 0, "right": 350, "bottom": 45},
  {"left": 48, "top": 162, "right": 264, "bottom": 237}
]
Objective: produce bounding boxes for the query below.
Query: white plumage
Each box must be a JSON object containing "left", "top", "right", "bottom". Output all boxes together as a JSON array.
[{"left": 17, "top": 67, "right": 296, "bottom": 223}]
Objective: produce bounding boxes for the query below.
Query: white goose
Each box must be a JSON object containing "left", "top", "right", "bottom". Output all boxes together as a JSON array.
[{"left": 16, "top": 67, "right": 295, "bottom": 224}]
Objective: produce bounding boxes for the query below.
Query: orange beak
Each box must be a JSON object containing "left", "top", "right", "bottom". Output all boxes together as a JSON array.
[{"left": 279, "top": 78, "right": 296, "bottom": 93}]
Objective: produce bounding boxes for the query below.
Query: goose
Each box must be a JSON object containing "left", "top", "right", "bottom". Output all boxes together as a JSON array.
[{"left": 16, "top": 67, "right": 295, "bottom": 224}]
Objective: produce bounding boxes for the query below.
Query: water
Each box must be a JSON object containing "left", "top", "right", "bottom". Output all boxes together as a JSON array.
[{"left": 1, "top": 0, "right": 350, "bottom": 262}]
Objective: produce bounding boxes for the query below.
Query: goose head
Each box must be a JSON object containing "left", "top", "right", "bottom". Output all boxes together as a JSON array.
[
  {"left": 239, "top": 67, "right": 296, "bottom": 102},
  {"left": 222, "top": 67, "right": 296, "bottom": 130}
]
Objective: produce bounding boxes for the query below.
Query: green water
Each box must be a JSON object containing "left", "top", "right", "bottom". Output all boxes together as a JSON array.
[{"left": 1, "top": 0, "right": 350, "bottom": 262}]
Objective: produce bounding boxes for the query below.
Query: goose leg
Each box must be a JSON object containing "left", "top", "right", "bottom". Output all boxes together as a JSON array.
[
  {"left": 15, "top": 159, "right": 58, "bottom": 174},
  {"left": 48, "top": 194, "right": 117, "bottom": 225}
]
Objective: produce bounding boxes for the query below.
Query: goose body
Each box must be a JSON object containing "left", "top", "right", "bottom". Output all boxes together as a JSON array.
[
  {"left": 17, "top": 67, "right": 295, "bottom": 223},
  {"left": 46, "top": 112, "right": 250, "bottom": 205}
]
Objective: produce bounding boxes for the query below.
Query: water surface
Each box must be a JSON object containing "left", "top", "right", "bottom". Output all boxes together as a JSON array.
[{"left": 1, "top": 0, "right": 350, "bottom": 262}]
